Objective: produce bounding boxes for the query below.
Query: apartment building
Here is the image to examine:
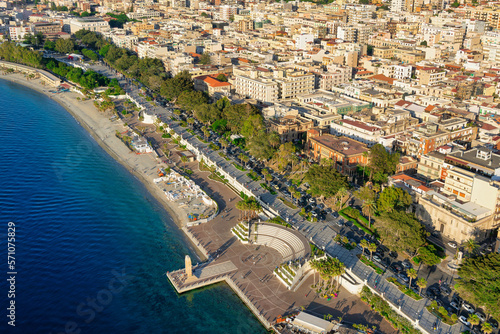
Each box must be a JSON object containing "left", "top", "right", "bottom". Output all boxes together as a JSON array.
[
  {"left": 275, "top": 70, "right": 315, "bottom": 100},
  {"left": 127, "top": 9, "right": 161, "bottom": 20},
  {"left": 445, "top": 147, "right": 500, "bottom": 178},
  {"left": 330, "top": 117, "right": 383, "bottom": 147},
  {"left": 416, "top": 172, "right": 500, "bottom": 243},
  {"left": 418, "top": 67, "right": 446, "bottom": 86},
  {"left": 9, "top": 25, "right": 34, "bottom": 41},
  {"left": 235, "top": 74, "right": 279, "bottom": 103},
  {"left": 417, "top": 151, "right": 446, "bottom": 181},
  {"left": 267, "top": 115, "right": 314, "bottom": 143},
  {"left": 69, "top": 17, "right": 110, "bottom": 34},
  {"left": 442, "top": 167, "right": 475, "bottom": 201},
  {"left": 32, "top": 22, "right": 61, "bottom": 36},
  {"left": 464, "top": 7, "right": 500, "bottom": 30},
  {"left": 406, "top": 123, "right": 477, "bottom": 157}
]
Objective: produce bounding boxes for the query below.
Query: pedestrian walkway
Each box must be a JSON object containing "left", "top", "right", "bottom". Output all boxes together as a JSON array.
[{"left": 321, "top": 239, "right": 468, "bottom": 334}]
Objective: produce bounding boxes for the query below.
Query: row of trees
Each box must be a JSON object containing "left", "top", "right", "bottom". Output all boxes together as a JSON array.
[
  {"left": 46, "top": 60, "right": 109, "bottom": 89},
  {"left": 235, "top": 197, "right": 262, "bottom": 220},
  {"left": 310, "top": 257, "right": 346, "bottom": 293}
]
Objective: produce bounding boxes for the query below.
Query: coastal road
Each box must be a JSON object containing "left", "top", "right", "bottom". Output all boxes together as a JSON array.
[{"left": 74, "top": 60, "right": 471, "bottom": 333}]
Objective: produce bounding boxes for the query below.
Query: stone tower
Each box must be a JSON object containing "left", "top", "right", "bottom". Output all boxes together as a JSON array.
[{"left": 185, "top": 255, "right": 193, "bottom": 279}]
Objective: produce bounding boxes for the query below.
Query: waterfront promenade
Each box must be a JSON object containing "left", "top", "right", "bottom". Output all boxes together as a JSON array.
[{"left": 1, "top": 62, "right": 468, "bottom": 334}]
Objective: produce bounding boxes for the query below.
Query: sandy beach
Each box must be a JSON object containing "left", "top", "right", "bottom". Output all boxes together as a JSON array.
[{"left": 0, "top": 73, "right": 208, "bottom": 260}]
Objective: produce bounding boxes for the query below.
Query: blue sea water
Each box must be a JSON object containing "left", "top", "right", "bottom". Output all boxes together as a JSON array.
[{"left": 0, "top": 79, "right": 266, "bottom": 334}]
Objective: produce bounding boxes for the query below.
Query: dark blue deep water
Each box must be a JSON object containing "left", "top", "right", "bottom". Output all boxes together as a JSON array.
[{"left": 0, "top": 79, "right": 265, "bottom": 334}]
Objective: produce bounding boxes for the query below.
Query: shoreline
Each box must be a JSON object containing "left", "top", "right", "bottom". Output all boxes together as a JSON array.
[{"left": 0, "top": 74, "right": 208, "bottom": 262}]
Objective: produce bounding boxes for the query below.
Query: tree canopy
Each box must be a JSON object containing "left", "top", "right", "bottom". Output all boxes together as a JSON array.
[
  {"left": 417, "top": 245, "right": 442, "bottom": 267},
  {"left": 375, "top": 211, "right": 426, "bottom": 254},
  {"left": 377, "top": 186, "right": 412, "bottom": 213},
  {"left": 367, "top": 144, "right": 400, "bottom": 183},
  {"left": 304, "top": 165, "right": 349, "bottom": 198},
  {"left": 455, "top": 253, "right": 500, "bottom": 320},
  {"left": 199, "top": 52, "right": 211, "bottom": 65},
  {"left": 160, "top": 70, "right": 194, "bottom": 101},
  {"left": 54, "top": 38, "right": 75, "bottom": 54}
]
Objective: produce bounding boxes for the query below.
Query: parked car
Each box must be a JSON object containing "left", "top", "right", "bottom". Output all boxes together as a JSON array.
[
  {"left": 378, "top": 245, "right": 390, "bottom": 253},
  {"left": 458, "top": 315, "right": 470, "bottom": 327},
  {"left": 401, "top": 260, "right": 412, "bottom": 269},
  {"left": 425, "top": 290, "right": 437, "bottom": 300},
  {"left": 452, "top": 295, "right": 463, "bottom": 306},
  {"left": 462, "top": 303, "right": 475, "bottom": 313},
  {"left": 397, "top": 273, "right": 409, "bottom": 283},
  {"left": 475, "top": 312, "right": 486, "bottom": 322},
  {"left": 440, "top": 284, "right": 452, "bottom": 296},
  {"left": 429, "top": 287, "right": 440, "bottom": 296}
]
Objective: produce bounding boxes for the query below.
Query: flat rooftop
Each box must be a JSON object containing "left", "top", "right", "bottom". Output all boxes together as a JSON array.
[{"left": 311, "top": 135, "right": 369, "bottom": 156}]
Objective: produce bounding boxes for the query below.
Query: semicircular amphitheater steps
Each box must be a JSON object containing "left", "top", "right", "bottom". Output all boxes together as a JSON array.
[{"left": 251, "top": 223, "right": 309, "bottom": 263}]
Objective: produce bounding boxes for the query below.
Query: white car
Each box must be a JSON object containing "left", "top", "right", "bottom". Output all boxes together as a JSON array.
[
  {"left": 459, "top": 315, "right": 470, "bottom": 327},
  {"left": 475, "top": 312, "right": 486, "bottom": 322},
  {"left": 462, "top": 303, "right": 475, "bottom": 313}
]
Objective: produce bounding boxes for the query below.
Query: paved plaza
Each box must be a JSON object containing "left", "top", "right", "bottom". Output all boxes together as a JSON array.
[{"left": 166, "top": 161, "right": 398, "bottom": 333}]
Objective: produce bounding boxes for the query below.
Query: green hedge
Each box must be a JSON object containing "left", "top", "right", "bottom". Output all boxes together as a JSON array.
[
  {"left": 340, "top": 211, "right": 373, "bottom": 236},
  {"left": 360, "top": 286, "right": 421, "bottom": 334}
]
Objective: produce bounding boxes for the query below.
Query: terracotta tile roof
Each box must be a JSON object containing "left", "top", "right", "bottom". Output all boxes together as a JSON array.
[
  {"left": 481, "top": 123, "right": 497, "bottom": 131},
  {"left": 342, "top": 119, "right": 380, "bottom": 132},
  {"left": 204, "top": 77, "right": 230, "bottom": 87},
  {"left": 368, "top": 74, "right": 394, "bottom": 84}
]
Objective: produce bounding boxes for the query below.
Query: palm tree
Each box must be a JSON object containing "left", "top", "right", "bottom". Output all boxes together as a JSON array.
[
  {"left": 293, "top": 191, "right": 301, "bottom": 204},
  {"left": 468, "top": 314, "right": 480, "bottom": 328},
  {"left": 361, "top": 198, "right": 376, "bottom": 228},
  {"left": 202, "top": 126, "right": 210, "bottom": 140},
  {"left": 268, "top": 132, "right": 281, "bottom": 149},
  {"left": 219, "top": 137, "right": 228, "bottom": 150},
  {"left": 239, "top": 154, "right": 249, "bottom": 168},
  {"left": 265, "top": 173, "right": 273, "bottom": 185},
  {"left": 407, "top": 268, "right": 417, "bottom": 288},
  {"left": 180, "top": 155, "right": 188, "bottom": 167},
  {"left": 463, "top": 238, "right": 478, "bottom": 256},
  {"left": 361, "top": 151, "right": 369, "bottom": 181},
  {"left": 236, "top": 200, "right": 248, "bottom": 220},
  {"left": 290, "top": 155, "right": 298, "bottom": 171},
  {"left": 360, "top": 239, "right": 369, "bottom": 256},
  {"left": 331, "top": 258, "right": 346, "bottom": 290},
  {"left": 368, "top": 243, "right": 377, "bottom": 260},
  {"left": 482, "top": 322, "right": 493, "bottom": 334},
  {"left": 310, "top": 259, "right": 320, "bottom": 286},
  {"left": 416, "top": 277, "right": 427, "bottom": 296}
]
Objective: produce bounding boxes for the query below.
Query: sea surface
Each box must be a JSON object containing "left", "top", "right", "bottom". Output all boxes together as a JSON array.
[{"left": 0, "top": 79, "right": 266, "bottom": 334}]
